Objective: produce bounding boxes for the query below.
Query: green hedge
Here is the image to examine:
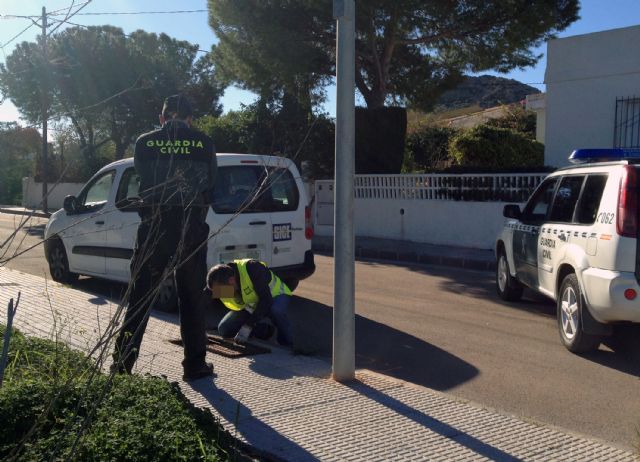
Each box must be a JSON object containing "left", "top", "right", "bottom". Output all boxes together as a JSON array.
[
  {"left": 0, "top": 327, "right": 233, "bottom": 461},
  {"left": 406, "top": 125, "right": 457, "bottom": 170},
  {"left": 449, "top": 125, "right": 544, "bottom": 168}
]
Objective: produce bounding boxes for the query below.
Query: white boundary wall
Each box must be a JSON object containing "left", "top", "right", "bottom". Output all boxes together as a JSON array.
[
  {"left": 313, "top": 173, "right": 545, "bottom": 250},
  {"left": 22, "top": 177, "right": 84, "bottom": 210}
]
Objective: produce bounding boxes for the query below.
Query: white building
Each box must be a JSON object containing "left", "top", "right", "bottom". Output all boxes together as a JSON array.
[{"left": 543, "top": 25, "right": 640, "bottom": 167}]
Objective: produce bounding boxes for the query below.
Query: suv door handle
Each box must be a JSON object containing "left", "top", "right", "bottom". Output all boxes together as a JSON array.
[
  {"left": 95, "top": 220, "right": 105, "bottom": 225},
  {"left": 249, "top": 221, "right": 267, "bottom": 225}
]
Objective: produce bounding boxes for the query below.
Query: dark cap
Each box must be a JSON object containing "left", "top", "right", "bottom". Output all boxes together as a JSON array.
[{"left": 162, "top": 94, "right": 193, "bottom": 119}]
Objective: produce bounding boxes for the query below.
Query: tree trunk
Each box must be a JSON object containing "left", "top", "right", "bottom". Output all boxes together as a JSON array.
[{"left": 114, "top": 142, "right": 125, "bottom": 160}]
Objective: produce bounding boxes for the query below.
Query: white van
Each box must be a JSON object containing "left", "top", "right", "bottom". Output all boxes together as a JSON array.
[{"left": 44, "top": 153, "right": 315, "bottom": 309}]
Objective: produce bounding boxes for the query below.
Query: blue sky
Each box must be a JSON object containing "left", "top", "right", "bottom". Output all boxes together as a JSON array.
[{"left": 1, "top": 0, "right": 639, "bottom": 124}]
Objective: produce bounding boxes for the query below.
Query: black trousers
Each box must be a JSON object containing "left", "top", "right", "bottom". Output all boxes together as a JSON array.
[{"left": 113, "top": 207, "right": 210, "bottom": 373}]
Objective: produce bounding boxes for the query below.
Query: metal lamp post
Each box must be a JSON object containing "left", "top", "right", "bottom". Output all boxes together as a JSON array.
[{"left": 332, "top": 0, "right": 355, "bottom": 382}]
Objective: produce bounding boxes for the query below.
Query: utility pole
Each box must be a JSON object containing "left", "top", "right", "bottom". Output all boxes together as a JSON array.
[
  {"left": 41, "top": 6, "right": 48, "bottom": 213},
  {"left": 332, "top": 0, "right": 355, "bottom": 382}
]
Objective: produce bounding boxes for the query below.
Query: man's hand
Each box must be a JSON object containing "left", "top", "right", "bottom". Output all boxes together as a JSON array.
[{"left": 234, "top": 324, "right": 253, "bottom": 345}]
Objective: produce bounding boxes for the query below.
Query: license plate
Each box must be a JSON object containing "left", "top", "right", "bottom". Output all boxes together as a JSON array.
[{"left": 219, "top": 250, "right": 260, "bottom": 263}]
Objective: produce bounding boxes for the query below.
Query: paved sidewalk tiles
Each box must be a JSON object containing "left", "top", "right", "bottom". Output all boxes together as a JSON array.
[{"left": 0, "top": 267, "right": 636, "bottom": 462}]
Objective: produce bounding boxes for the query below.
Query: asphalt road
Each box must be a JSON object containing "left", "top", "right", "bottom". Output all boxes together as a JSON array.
[{"left": 1, "top": 211, "right": 639, "bottom": 451}]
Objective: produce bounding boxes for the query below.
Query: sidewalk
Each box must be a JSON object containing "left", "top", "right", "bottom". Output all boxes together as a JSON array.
[
  {"left": 312, "top": 235, "right": 496, "bottom": 272},
  {"left": 0, "top": 267, "right": 635, "bottom": 461}
]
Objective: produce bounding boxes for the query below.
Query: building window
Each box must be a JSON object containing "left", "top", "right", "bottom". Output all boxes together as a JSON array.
[{"left": 614, "top": 96, "right": 640, "bottom": 148}]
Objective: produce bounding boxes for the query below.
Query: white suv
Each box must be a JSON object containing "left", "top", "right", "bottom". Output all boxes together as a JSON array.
[
  {"left": 496, "top": 148, "right": 640, "bottom": 353},
  {"left": 44, "top": 154, "right": 315, "bottom": 309}
]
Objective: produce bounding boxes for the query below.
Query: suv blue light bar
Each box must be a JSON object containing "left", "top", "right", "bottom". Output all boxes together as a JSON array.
[{"left": 569, "top": 148, "right": 640, "bottom": 164}]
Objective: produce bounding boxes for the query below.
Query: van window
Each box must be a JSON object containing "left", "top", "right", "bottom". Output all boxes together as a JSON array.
[
  {"left": 549, "top": 176, "right": 585, "bottom": 223},
  {"left": 116, "top": 168, "right": 140, "bottom": 202},
  {"left": 212, "top": 166, "right": 299, "bottom": 214},
  {"left": 575, "top": 174, "right": 608, "bottom": 224},
  {"left": 77, "top": 170, "right": 115, "bottom": 211},
  {"left": 115, "top": 167, "right": 141, "bottom": 211}
]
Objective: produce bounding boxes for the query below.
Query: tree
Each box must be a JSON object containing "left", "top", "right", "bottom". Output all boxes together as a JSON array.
[
  {"left": 195, "top": 99, "right": 336, "bottom": 180},
  {"left": 0, "top": 123, "right": 41, "bottom": 204},
  {"left": 0, "top": 26, "right": 224, "bottom": 164},
  {"left": 208, "top": 0, "right": 579, "bottom": 111}
]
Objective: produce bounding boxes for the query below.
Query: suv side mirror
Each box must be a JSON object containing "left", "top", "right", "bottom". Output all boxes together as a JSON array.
[
  {"left": 63, "top": 195, "right": 78, "bottom": 214},
  {"left": 503, "top": 204, "right": 521, "bottom": 219}
]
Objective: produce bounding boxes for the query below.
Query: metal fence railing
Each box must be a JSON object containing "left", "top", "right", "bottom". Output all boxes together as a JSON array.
[
  {"left": 352, "top": 173, "right": 546, "bottom": 202},
  {"left": 614, "top": 96, "right": 640, "bottom": 149}
]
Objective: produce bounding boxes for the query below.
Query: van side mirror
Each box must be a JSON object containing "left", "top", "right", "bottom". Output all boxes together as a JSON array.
[
  {"left": 63, "top": 195, "right": 78, "bottom": 214},
  {"left": 503, "top": 204, "right": 521, "bottom": 219}
]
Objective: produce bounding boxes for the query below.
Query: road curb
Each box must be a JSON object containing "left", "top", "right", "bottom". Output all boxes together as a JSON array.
[{"left": 312, "top": 241, "right": 496, "bottom": 272}]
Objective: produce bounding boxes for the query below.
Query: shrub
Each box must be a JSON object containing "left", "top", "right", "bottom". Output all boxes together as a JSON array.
[
  {"left": 406, "top": 124, "right": 457, "bottom": 170},
  {"left": 449, "top": 124, "right": 544, "bottom": 169},
  {"left": 0, "top": 327, "right": 232, "bottom": 461},
  {"left": 485, "top": 105, "right": 537, "bottom": 140}
]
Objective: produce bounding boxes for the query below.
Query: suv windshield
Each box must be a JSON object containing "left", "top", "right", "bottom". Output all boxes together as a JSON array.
[{"left": 212, "top": 165, "right": 299, "bottom": 214}]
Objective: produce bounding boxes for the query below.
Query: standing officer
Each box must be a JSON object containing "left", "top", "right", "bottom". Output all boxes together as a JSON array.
[
  {"left": 206, "top": 259, "right": 293, "bottom": 346},
  {"left": 113, "top": 94, "right": 217, "bottom": 381}
]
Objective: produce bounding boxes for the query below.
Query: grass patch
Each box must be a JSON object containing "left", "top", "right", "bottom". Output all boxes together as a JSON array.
[{"left": 0, "top": 325, "right": 236, "bottom": 461}]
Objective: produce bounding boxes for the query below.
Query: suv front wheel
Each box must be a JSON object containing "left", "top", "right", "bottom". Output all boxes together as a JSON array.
[
  {"left": 496, "top": 249, "right": 523, "bottom": 301},
  {"left": 557, "top": 274, "right": 601, "bottom": 353}
]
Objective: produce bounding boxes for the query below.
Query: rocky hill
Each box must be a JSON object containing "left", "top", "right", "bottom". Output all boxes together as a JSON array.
[{"left": 435, "top": 75, "right": 540, "bottom": 111}]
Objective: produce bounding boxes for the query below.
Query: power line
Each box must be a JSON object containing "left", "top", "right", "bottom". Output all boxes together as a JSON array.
[
  {"left": 48, "top": 0, "right": 93, "bottom": 36},
  {"left": 47, "top": 18, "right": 212, "bottom": 54},
  {"left": 0, "top": 22, "right": 36, "bottom": 50},
  {"left": 49, "top": 9, "right": 207, "bottom": 16},
  {"left": 0, "top": 1, "right": 91, "bottom": 19}
]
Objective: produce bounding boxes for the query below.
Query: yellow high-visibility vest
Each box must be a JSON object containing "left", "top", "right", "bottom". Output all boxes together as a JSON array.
[{"left": 221, "top": 259, "right": 291, "bottom": 311}]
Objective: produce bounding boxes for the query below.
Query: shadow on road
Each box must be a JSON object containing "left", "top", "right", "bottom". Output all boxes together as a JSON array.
[
  {"left": 24, "top": 223, "right": 46, "bottom": 237},
  {"left": 356, "top": 259, "right": 640, "bottom": 376},
  {"left": 289, "top": 296, "right": 479, "bottom": 391}
]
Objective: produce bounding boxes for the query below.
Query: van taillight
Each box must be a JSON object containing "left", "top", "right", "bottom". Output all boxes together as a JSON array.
[
  {"left": 305, "top": 206, "right": 314, "bottom": 240},
  {"left": 617, "top": 166, "right": 638, "bottom": 238}
]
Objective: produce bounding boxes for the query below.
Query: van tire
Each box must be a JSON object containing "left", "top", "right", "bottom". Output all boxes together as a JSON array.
[
  {"left": 557, "top": 274, "right": 601, "bottom": 353},
  {"left": 284, "top": 279, "right": 299, "bottom": 292},
  {"left": 496, "top": 250, "right": 523, "bottom": 301},
  {"left": 46, "top": 239, "right": 79, "bottom": 284}
]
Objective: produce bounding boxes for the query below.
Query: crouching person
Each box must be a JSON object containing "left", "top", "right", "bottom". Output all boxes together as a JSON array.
[{"left": 207, "top": 259, "right": 293, "bottom": 346}]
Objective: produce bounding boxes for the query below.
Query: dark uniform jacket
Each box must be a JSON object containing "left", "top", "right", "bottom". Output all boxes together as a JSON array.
[{"left": 134, "top": 120, "right": 216, "bottom": 208}]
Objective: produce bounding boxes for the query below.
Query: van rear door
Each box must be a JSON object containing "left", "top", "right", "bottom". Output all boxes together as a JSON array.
[
  {"left": 207, "top": 163, "right": 273, "bottom": 267},
  {"left": 266, "top": 165, "right": 308, "bottom": 269}
]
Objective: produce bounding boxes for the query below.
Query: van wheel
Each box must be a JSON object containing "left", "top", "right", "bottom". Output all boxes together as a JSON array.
[
  {"left": 155, "top": 278, "right": 178, "bottom": 313},
  {"left": 558, "top": 274, "right": 601, "bottom": 353},
  {"left": 47, "top": 239, "right": 79, "bottom": 284},
  {"left": 283, "top": 279, "right": 299, "bottom": 292},
  {"left": 496, "top": 250, "right": 522, "bottom": 301}
]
